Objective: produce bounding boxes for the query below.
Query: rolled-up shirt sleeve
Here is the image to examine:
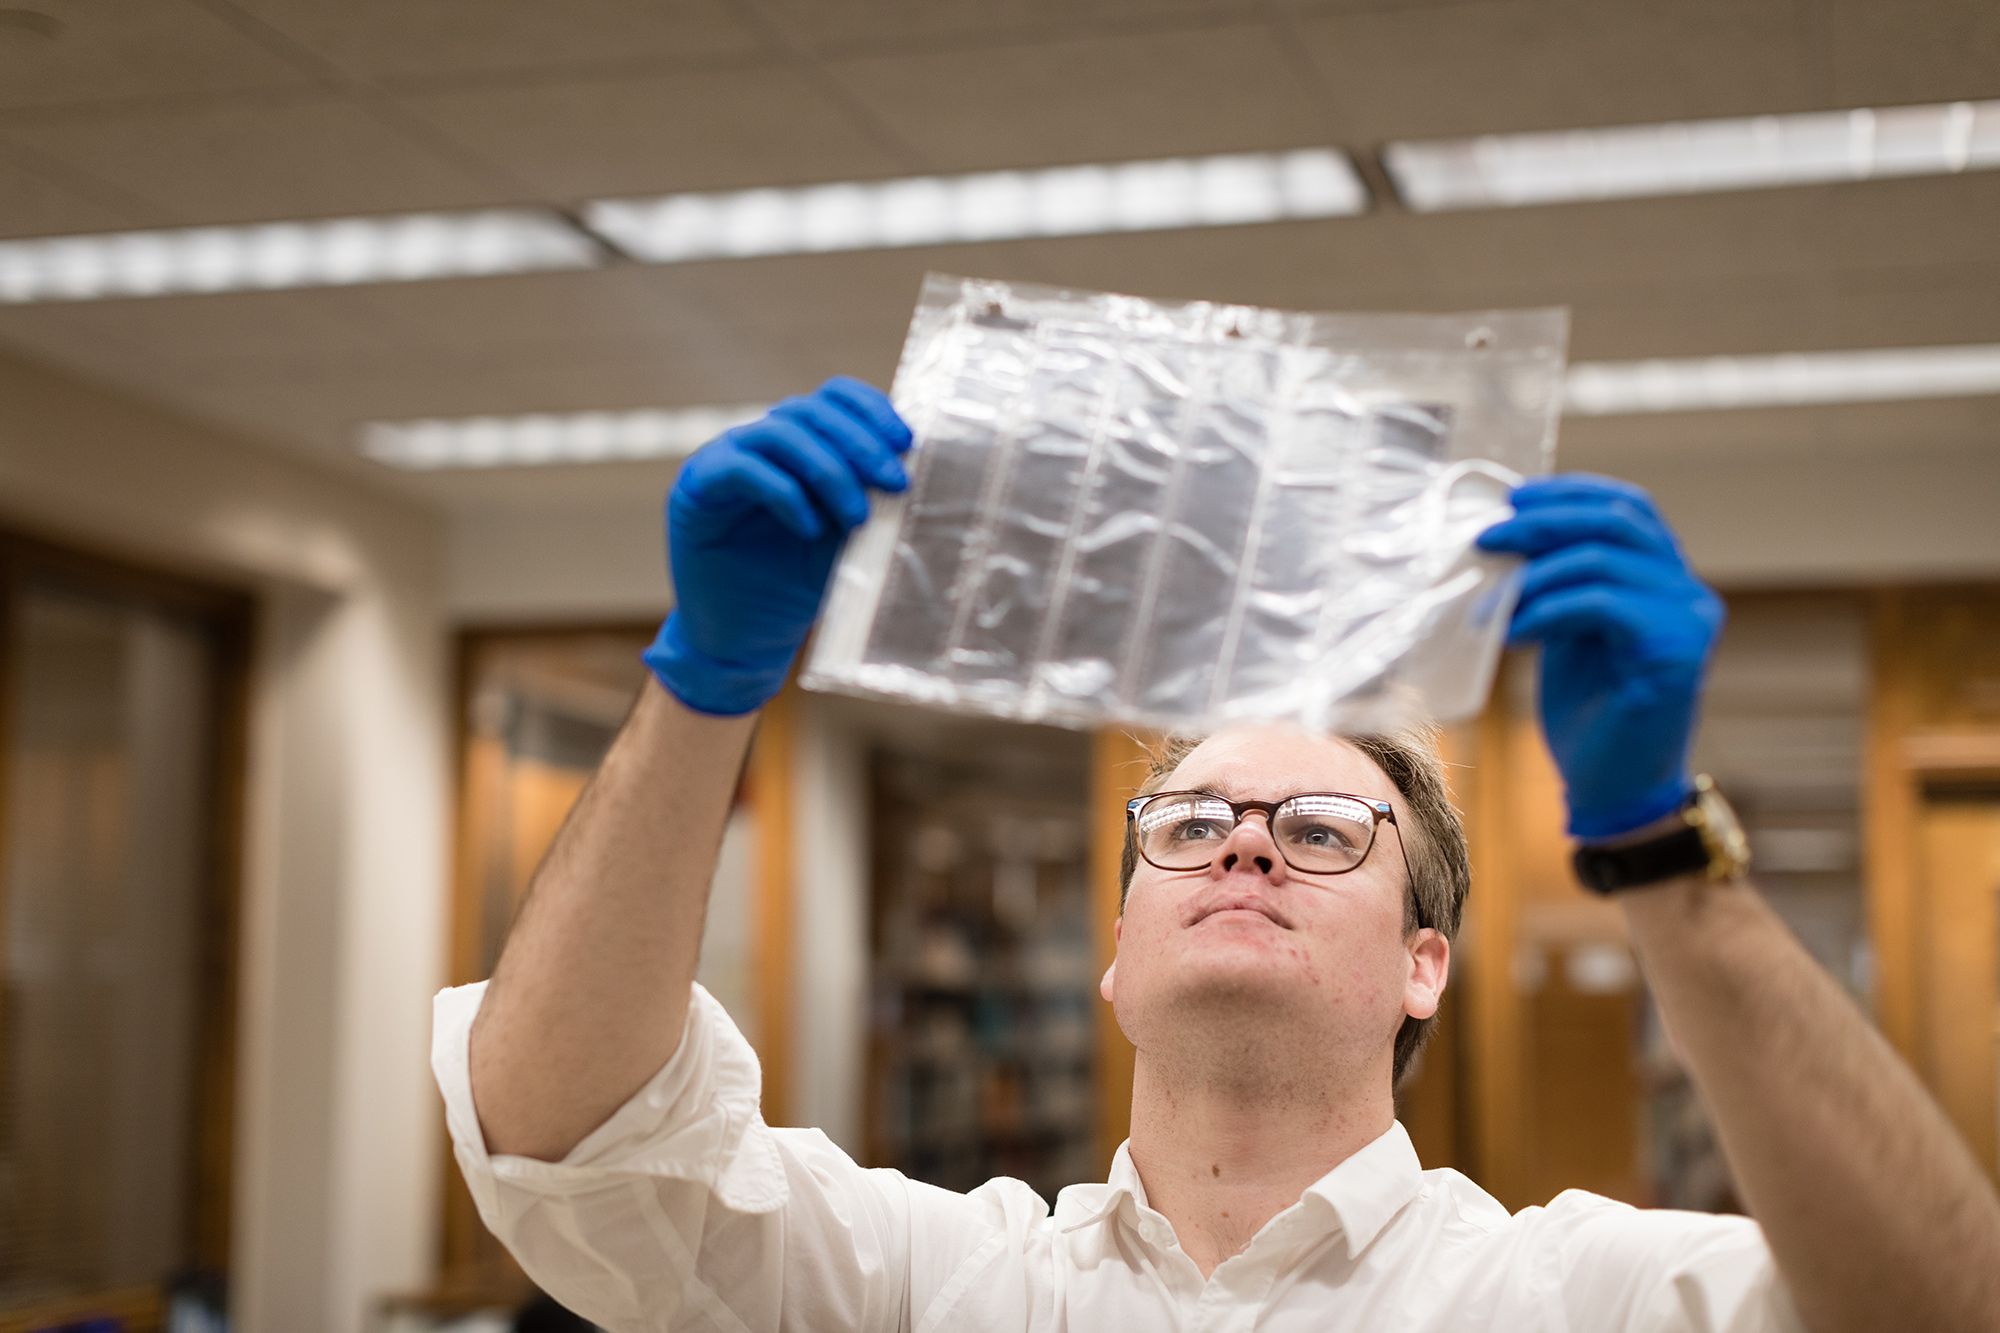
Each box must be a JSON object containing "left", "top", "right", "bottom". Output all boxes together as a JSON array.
[{"left": 433, "top": 980, "right": 958, "bottom": 1332}]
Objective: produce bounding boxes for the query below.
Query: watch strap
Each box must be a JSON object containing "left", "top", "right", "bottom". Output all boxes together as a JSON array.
[{"left": 1572, "top": 818, "right": 1711, "bottom": 894}]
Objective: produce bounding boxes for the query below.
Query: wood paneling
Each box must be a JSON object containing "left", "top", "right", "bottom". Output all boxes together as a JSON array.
[
  {"left": 0, "top": 1285, "right": 161, "bottom": 1333},
  {"left": 1459, "top": 663, "right": 1643, "bottom": 1210},
  {"left": 1901, "top": 588, "right": 2000, "bottom": 734},
  {"left": 1866, "top": 589, "right": 1924, "bottom": 1058},
  {"left": 1520, "top": 947, "right": 1644, "bottom": 1204},
  {"left": 1396, "top": 994, "right": 1461, "bottom": 1171},
  {"left": 750, "top": 686, "right": 797, "bottom": 1126},
  {"left": 1866, "top": 584, "right": 2000, "bottom": 1183},
  {"left": 1088, "top": 729, "right": 1153, "bottom": 1174},
  {"left": 1915, "top": 793, "right": 2000, "bottom": 1177},
  {"left": 1463, "top": 686, "right": 1529, "bottom": 1206}
]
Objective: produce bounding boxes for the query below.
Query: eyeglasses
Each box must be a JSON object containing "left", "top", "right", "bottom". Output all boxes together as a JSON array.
[{"left": 1126, "top": 789, "right": 1415, "bottom": 889}]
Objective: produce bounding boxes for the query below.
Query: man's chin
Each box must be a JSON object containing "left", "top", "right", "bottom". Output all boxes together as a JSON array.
[
  {"left": 1116, "top": 964, "right": 1328, "bottom": 1073},
  {"left": 1159, "top": 951, "right": 1305, "bottom": 1011}
]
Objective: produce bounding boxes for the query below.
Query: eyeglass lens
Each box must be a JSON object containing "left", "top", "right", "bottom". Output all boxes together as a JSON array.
[{"left": 1136, "top": 793, "right": 1376, "bottom": 872}]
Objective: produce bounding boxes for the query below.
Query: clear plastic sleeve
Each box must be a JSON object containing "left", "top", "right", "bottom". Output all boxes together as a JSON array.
[{"left": 802, "top": 274, "right": 1568, "bottom": 735}]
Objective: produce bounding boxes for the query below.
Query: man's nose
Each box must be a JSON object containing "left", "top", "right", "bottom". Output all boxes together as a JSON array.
[{"left": 1212, "top": 814, "right": 1286, "bottom": 883}]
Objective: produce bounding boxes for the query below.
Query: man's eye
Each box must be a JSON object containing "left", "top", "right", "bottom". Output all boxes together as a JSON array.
[{"left": 1174, "top": 820, "right": 1227, "bottom": 841}]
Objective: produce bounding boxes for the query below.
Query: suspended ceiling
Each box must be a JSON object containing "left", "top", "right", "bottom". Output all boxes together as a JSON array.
[{"left": 0, "top": 0, "right": 1993, "bottom": 510}]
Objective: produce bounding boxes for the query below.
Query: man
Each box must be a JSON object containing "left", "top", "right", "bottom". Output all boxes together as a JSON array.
[{"left": 433, "top": 379, "right": 2000, "bottom": 1331}]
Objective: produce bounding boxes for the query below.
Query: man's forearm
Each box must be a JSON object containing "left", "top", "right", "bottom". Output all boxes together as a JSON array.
[
  {"left": 469, "top": 678, "right": 759, "bottom": 1161},
  {"left": 1621, "top": 873, "right": 2000, "bottom": 1333}
]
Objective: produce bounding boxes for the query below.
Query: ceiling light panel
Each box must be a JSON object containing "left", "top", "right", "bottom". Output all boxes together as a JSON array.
[
  {"left": 362, "top": 405, "right": 765, "bottom": 470},
  {"left": 0, "top": 210, "right": 598, "bottom": 303},
  {"left": 1564, "top": 345, "right": 2000, "bottom": 415},
  {"left": 1385, "top": 100, "right": 2000, "bottom": 211},
  {"left": 584, "top": 150, "right": 1367, "bottom": 262}
]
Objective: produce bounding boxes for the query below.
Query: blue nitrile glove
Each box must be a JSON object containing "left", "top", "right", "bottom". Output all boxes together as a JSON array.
[
  {"left": 1475, "top": 474, "right": 1725, "bottom": 841},
  {"left": 643, "top": 377, "right": 912, "bottom": 716}
]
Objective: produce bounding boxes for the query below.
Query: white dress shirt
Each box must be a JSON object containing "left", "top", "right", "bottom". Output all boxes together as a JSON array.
[{"left": 434, "top": 981, "right": 1803, "bottom": 1333}]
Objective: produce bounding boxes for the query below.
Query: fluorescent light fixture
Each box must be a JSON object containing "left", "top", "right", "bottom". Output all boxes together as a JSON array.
[
  {"left": 0, "top": 210, "right": 598, "bottom": 303},
  {"left": 1385, "top": 99, "right": 2000, "bottom": 210},
  {"left": 584, "top": 149, "right": 1367, "bottom": 262},
  {"left": 362, "top": 405, "right": 765, "bottom": 470},
  {"left": 1564, "top": 345, "right": 2000, "bottom": 414},
  {"left": 366, "top": 343, "right": 2000, "bottom": 469}
]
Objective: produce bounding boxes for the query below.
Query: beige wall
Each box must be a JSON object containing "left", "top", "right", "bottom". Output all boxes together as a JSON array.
[
  {"left": 449, "top": 490, "right": 669, "bottom": 626},
  {"left": 1621, "top": 440, "right": 1999, "bottom": 588},
  {"left": 0, "top": 350, "right": 450, "bottom": 1333}
]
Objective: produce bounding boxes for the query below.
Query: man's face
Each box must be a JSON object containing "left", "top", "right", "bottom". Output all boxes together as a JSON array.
[{"left": 1103, "top": 724, "right": 1447, "bottom": 1070}]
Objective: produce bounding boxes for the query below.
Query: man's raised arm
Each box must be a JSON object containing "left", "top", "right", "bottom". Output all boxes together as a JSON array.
[
  {"left": 1480, "top": 476, "right": 2000, "bottom": 1333},
  {"left": 1621, "top": 855, "right": 2000, "bottom": 1333},
  {"left": 467, "top": 378, "right": 913, "bottom": 1162}
]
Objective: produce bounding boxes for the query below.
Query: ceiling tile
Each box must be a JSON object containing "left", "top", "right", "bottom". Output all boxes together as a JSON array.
[
  {"left": 1291, "top": 0, "right": 1824, "bottom": 141},
  {"left": 661, "top": 244, "right": 1050, "bottom": 343},
  {"left": 1563, "top": 265, "right": 2000, "bottom": 360},
  {"left": 1021, "top": 217, "right": 1438, "bottom": 310},
  {"left": 768, "top": 0, "right": 1258, "bottom": 55},
  {"left": 0, "top": 151, "right": 140, "bottom": 237},
  {"left": 154, "top": 332, "right": 801, "bottom": 443},
  {"left": 245, "top": 266, "right": 753, "bottom": 356},
  {"left": 1401, "top": 188, "right": 1843, "bottom": 307},
  {"left": 700, "top": 223, "right": 1445, "bottom": 389},
  {"left": 402, "top": 66, "right": 908, "bottom": 198},
  {"left": 1823, "top": 0, "right": 2000, "bottom": 106},
  {"left": 0, "top": 284, "right": 416, "bottom": 367},
  {"left": 774, "top": 319, "right": 920, "bottom": 388},
  {"left": 825, "top": 25, "right": 1334, "bottom": 169},
  {"left": 0, "top": 305, "right": 154, "bottom": 380},
  {"left": 1819, "top": 174, "right": 2000, "bottom": 273},
  {"left": 0, "top": 0, "right": 313, "bottom": 114},
  {"left": 1397, "top": 179, "right": 2000, "bottom": 332},
  {"left": 232, "top": 0, "right": 765, "bottom": 83},
  {"left": 0, "top": 266, "right": 760, "bottom": 383},
  {"left": 2, "top": 93, "right": 512, "bottom": 225}
]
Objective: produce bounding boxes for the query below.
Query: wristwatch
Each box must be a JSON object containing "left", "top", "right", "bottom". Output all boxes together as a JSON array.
[{"left": 1571, "top": 775, "right": 1752, "bottom": 894}]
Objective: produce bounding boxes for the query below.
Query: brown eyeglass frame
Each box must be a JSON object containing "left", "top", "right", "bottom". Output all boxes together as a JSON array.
[{"left": 1126, "top": 790, "right": 1427, "bottom": 929}]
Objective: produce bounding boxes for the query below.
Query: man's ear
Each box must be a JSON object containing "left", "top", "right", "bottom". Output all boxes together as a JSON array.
[
  {"left": 1403, "top": 928, "right": 1450, "bottom": 1022},
  {"left": 1099, "top": 916, "right": 1122, "bottom": 1003}
]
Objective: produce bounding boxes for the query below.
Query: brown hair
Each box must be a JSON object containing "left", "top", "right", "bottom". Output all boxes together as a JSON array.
[{"left": 1116, "top": 725, "right": 1470, "bottom": 1087}]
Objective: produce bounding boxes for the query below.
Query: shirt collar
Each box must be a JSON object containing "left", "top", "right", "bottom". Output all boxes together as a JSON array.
[
  {"left": 1055, "top": 1120, "right": 1425, "bottom": 1261},
  {"left": 1053, "top": 1140, "right": 1149, "bottom": 1237}
]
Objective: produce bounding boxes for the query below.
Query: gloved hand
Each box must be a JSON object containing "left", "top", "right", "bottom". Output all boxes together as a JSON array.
[
  {"left": 643, "top": 377, "right": 912, "bottom": 716},
  {"left": 1475, "top": 474, "right": 1724, "bottom": 841}
]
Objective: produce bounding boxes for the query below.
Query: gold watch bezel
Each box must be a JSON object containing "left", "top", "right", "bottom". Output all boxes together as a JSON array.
[{"left": 1682, "top": 773, "right": 1752, "bottom": 881}]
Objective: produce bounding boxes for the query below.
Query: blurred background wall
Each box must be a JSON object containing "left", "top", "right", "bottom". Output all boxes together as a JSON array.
[
  {"left": 0, "top": 2, "right": 1993, "bottom": 1331},
  {"left": 0, "top": 356, "right": 450, "bottom": 1330}
]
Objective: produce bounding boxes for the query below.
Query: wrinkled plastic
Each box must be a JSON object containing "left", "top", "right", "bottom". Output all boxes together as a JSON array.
[{"left": 802, "top": 274, "right": 1568, "bottom": 735}]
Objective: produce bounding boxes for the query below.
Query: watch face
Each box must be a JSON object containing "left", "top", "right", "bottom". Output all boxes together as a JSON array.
[{"left": 1692, "top": 778, "right": 1751, "bottom": 876}]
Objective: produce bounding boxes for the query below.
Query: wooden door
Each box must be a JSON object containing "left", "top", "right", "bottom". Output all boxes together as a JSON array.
[{"left": 1915, "top": 788, "right": 2000, "bottom": 1177}]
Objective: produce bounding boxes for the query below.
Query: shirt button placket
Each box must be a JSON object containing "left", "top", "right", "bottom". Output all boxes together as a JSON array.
[{"left": 1190, "top": 1260, "right": 1276, "bottom": 1333}]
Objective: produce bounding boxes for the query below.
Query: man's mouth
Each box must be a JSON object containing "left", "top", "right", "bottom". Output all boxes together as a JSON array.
[{"left": 1185, "top": 892, "right": 1292, "bottom": 930}]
